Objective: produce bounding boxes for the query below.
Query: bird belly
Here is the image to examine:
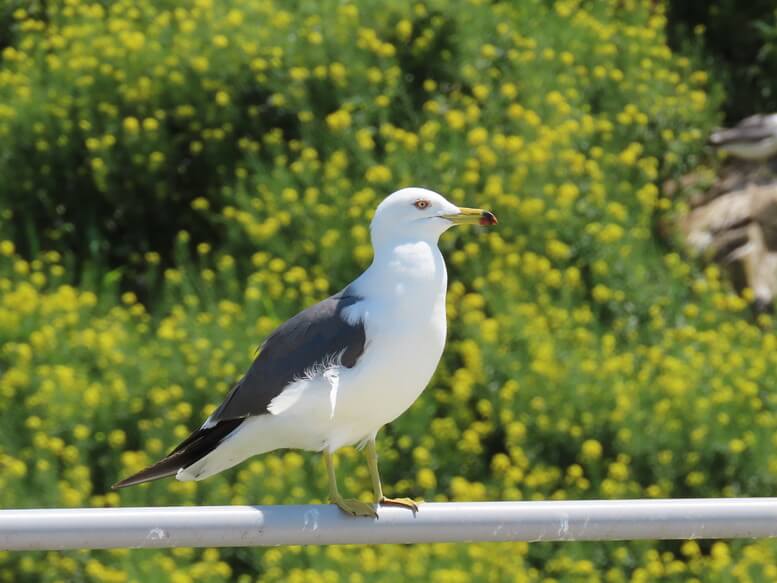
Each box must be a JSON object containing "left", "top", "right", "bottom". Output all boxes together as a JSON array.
[
  {"left": 250, "top": 291, "right": 448, "bottom": 454},
  {"left": 180, "top": 322, "right": 444, "bottom": 477},
  {"left": 325, "top": 313, "right": 446, "bottom": 451}
]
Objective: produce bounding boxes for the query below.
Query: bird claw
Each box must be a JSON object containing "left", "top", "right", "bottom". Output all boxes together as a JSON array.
[
  {"left": 332, "top": 497, "right": 378, "bottom": 518},
  {"left": 379, "top": 496, "right": 419, "bottom": 513}
]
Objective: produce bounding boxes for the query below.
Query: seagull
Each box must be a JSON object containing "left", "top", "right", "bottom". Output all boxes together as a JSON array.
[
  {"left": 113, "top": 187, "right": 497, "bottom": 516},
  {"left": 708, "top": 113, "right": 777, "bottom": 161}
]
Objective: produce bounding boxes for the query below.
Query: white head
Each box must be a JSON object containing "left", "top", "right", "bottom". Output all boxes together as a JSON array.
[{"left": 370, "top": 187, "right": 497, "bottom": 247}]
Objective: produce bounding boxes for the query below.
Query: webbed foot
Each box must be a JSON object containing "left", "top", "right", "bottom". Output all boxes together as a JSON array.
[
  {"left": 332, "top": 497, "right": 378, "bottom": 518},
  {"left": 380, "top": 496, "right": 419, "bottom": 513}
]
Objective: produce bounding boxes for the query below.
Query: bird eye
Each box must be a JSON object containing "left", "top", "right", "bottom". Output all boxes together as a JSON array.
[{"left": 414, "top": 199, "right": 431, "bottom": 210}]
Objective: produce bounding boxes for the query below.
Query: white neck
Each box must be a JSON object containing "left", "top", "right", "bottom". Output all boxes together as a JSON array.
[{"left": 353, "top": 236, "right": 448, "bottom": 306}]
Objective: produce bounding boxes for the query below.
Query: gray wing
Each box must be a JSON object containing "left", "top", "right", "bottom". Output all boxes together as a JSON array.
[
  {"left": 207, "top": 288, "right": 366, "bottom": 423},
  {"left": 709, "top": 115, "right": 777, "bottom": 145},
  {"left": 112, "top": 289, "right": 366, "bottom": 488}
]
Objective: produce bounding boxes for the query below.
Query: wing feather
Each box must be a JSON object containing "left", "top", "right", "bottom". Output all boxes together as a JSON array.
[
  {"left": 112, "top": 288, "right": 366, "bottom": 488},
  {"left": 208, "top": 288, "right": 366, "bottom": 422}
]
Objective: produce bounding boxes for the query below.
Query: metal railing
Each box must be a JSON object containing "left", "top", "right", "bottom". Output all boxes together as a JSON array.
[{"left": 2, "top": 498, "right": 777, "bottom": 550}]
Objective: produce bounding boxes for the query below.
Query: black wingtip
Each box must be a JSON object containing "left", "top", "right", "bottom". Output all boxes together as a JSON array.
[
  {"left": 111, "top": 418, "right": 246, "bottom": 490},
  {"left": 111, "top": 465, "right": 178, "bottom": 489},
  {"left": 111, "top": 475, "right": 149, "bottom": 490}
]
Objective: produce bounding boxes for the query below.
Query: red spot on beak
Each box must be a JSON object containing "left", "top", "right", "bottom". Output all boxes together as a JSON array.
[{"left": 480, "top": 211, "right": 498, "bottom": 226}]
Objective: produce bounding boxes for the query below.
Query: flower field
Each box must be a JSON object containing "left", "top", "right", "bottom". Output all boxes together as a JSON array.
[{"left": 2, "top": 0, "right": 777, "bottom": 580}]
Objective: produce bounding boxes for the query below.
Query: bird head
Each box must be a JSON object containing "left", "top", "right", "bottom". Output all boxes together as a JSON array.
[{"left": 370, "top": 187, "right": 497, "bottom": 245}]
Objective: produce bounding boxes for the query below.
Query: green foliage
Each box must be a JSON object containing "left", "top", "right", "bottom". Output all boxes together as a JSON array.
[
  {"left": 668, "top": 0, "right": 777, "bottom": 121},
  {"left": 2, "top": 0, "right": 777, "bottom": 581},
  {"left": 753, "top": 9, "right": 777, "bottom": 109}
]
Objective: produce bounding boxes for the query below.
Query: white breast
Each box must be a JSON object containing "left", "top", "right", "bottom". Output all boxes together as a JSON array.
[{"left": 324, "top": 239, "right": 448, "bottom": 450}]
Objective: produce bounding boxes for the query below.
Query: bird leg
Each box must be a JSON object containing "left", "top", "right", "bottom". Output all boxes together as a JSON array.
[
  {"left": 324, "top": 451, "right": 377, "bottom": 518},
  {"left": 366, "top": 439, "right": 419, "bottom": 513}
]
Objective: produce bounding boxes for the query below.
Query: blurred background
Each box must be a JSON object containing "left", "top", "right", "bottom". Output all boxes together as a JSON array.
[{"left": 2, "top": 0, "right": 777, "bottom": 580}]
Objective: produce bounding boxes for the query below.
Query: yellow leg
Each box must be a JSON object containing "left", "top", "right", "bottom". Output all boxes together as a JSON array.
[
  {"left": 325, "top": 451, "right": 377, "bottom": 518},
  {"left": 366, "top": 439, "right": 419, "bottom": 513}
]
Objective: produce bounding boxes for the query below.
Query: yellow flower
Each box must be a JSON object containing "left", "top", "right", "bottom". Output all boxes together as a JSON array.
[
  {"left": 329, "top": 62, "right": 347, "bottom": 83},
  {"left": 107, "top": 430, "right": 126, "bottom": 448},
  {"left": 467, "top": 127, "right": 488, "bottom": 146},
  {"left": 445, "top": 110, "right": 466, "bottom": 130},
  {"left": 365, "top": 165, "right": 392, "bottom": 184},
  {"left": 142, "top": 117, "right": 159, "bottom": 132},
  {"left": 547, "top": 240, "right": 571, "bottom": 260},
  {"left": 728, "top": 438, "right": 746, "bottom": 454},
  {"left": 226, "top": 9, "right": 244, "bottom": 27},
  {"left": 289, "top": 67, "right": 308, "bottom": 81},
  {"left": 472, "top": 84, "right": 490, "bottom": 101},
  {"left": 191, "top": 56, "right": 209, "bottom": 72},
  {"left": 417, "top": 468, "right": 437, "bottom": 489},
  {"left": 0, "top": 240, "right": 15, "bottom": 256},
  {"left": 215, "top": 91, "right": 230, "bottom": 106},
  {"left": 121, "top": 31, "right": 145, "bottom": 51},
  {"left": 325, "top": 109, "right": 352, "bottom": 131},
  {"left": 191, "top": 197, "right": 210, "bottom": 210},
  {"left": 500, "top": 82, "right": 518, "bottom": 99},
  {"left": 122, "top": 117, "right": 140, "bottom": 134},
  {"left": 581, "top": 439, "right": 603, "bottom": 460},
  {"left": 557, "top": 183, "right": 579, "bottom": 206},
  {"left": 396, "top": 19, "right": 412, "bottom": 40}
]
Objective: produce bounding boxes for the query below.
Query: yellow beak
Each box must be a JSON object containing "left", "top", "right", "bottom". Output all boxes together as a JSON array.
[{"left": 442, "top": 207, "right": 498, "bottom": 226}]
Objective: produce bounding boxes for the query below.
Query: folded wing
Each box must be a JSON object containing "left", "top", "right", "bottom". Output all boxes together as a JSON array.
[{"left": 112, "top": 289, "right": 367, "bottom": 488}]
